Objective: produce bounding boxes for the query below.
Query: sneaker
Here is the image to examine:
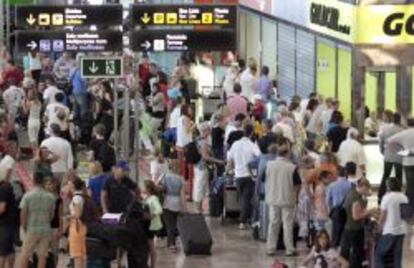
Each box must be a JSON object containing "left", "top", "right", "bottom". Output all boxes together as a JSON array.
[
  {"left": 239, "top": 223, "right": 247, "bottom": 230},
  {"left": 266, "top": 251, "right": 276, "bottom": 256},
  {"left": 285, "top": 251, "right": 298, "bottom": 257}
]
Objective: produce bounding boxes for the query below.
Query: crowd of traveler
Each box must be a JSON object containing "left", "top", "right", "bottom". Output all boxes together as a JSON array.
[{"left": 0, "top": 45, "right": 412, "bottom": 268}]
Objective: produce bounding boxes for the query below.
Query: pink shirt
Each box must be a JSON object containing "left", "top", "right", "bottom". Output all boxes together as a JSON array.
[{"left": 226, "top": 95, "right": 248, "bottom": 120}]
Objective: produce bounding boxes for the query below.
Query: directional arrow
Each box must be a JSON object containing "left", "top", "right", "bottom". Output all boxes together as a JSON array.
[
  {"left": 26, "top": 41, "right": 37, "bottom": 50},
  {"left": 140, "top": 40, "right": 151, "bottom": 50},
  {"left": 141, "top": 13, "right": 151, "bottom": 24},
  {"left": 89, "top": 62, "right": 99, "bottom": 74},
  {"left": 26, "top": 14, "right": 36, "bottom": 25}
]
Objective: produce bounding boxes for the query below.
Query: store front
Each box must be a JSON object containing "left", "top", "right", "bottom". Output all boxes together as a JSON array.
[
  {"left": 238, "top": 0, "right": 414, "bottom": 185},
  {"left": 239, "top": 0, "right": 414, "bottom": 124},
  {"left": 238, "top": 0, "right": 353, "bottom": 120}
]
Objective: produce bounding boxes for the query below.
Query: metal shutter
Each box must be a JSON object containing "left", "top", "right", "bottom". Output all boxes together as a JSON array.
[
  {"left": 277, "top": 23, "right": 295, "bottom": 100},
  {"left": 296, "top": 30, "right": 315, "bottom": 98}
]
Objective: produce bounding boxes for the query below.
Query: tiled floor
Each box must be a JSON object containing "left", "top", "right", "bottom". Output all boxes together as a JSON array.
[{"left": 154, "top": 217, "right": 414, "bottom": 268}]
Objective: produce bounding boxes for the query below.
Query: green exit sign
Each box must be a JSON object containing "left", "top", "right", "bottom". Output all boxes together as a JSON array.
[{"left": 81, "top": 57, "right": 123, "bottom": 78}]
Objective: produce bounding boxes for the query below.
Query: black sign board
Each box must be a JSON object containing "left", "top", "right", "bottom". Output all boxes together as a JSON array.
[
  {"left": 130, "top": 30, "right": 236, "bottom": 52},
  {"left": 130, "top": 4, "right": 236, "bottom": 28},
  {"left": 16, "top": 30, "right": 123, "bottom": 52},
  {"left": 15, "top": 5, "right": 123, "bottom": 28}
]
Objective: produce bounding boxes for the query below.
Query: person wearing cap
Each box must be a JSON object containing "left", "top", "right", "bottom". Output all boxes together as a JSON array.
[
  {"left": 337, "top": 128, "right": 366, "bottom": 178},
  {"left": 101, "top": 160, "right": 137, "bottom": 214},
  {"left": 340, "top": 178, "right": 377, "bottom": 268}
]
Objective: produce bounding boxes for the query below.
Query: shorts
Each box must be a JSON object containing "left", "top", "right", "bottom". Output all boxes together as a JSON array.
[
  {"left": 146, "top": 230, "right": 158, "bottom": 239},
  {"left": 192, "top": 166, "right": 209, "bottom": 203},
  {"left": 0, "top": 226, "right": 16, "bottom": 256},
  {"left": 21, "top": 233, "right": 51, "bottom": 258},
  {"left": 68, "top": 220, "right": 87, "bottom": 258}
]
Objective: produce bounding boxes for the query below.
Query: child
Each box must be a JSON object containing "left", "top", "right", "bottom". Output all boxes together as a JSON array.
[
  {"left": 313, "top": 171, "right": 331, "bottom": 231},
  {"left": 300, "top": 230, "right": 349, "bottom": 268},
  {"left": 143, "top": 180, "right": 163, "bottom": 268},
  {"left": 150, "top": 149, "right": 169, "bottom": 184}
]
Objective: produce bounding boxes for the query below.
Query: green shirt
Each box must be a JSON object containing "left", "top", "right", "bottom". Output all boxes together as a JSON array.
[
  {"left": 344, "top": 188, "right": 367, "bottom": 231},
  {"left": 145, "top": 195, "right": 163, "bottom": 231},
  {"left": 20, "top": 187, "right": 55, "bottom": 235}
]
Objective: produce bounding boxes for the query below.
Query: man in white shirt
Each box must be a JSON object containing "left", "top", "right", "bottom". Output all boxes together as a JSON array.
[
  {"left": 40, "top": 124, "right": 73, "bottom": 185},
  {"left": 375, "top": 177, "right": 408, "bottom": 268},
  {"left": 321, "top": 99, "right": 339, "bottom": 134},
  {"left": 337, "top": 128, "right": 366, "bottom": 178},
  {"left": 239, "top": 59, "right": 258, "bottom": 102},
  {"left": 227, "top": 124, "right": 261, "bottom": 229},
  {"left": 2, "top": 79, "right": 25, "bottom": 125},
  {"left": 44, "top": 92, "right": 70, "bottom": 134},
  {"left": 43, "top": 77, "right": 63, "bottom": 105}
]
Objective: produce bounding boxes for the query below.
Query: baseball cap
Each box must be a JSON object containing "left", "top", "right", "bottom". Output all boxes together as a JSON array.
[{"left": 114, "top": 160, "right": 129, "bottom": 171}]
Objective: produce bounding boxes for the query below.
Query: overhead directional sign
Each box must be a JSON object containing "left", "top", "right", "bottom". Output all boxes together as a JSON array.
[
  {"left": 130, "top": 4, "right": 237, "bottom": 28},
  {"left": 15, "top": 5, "right": 123, "bottom": 28},
  {"left": 81, "top": 57, "right": 123, "bottom": 78},
  {"left": 16, "top": 31, "right": 123, "bottom": 52},
  {"left": 130, "top": 30, "right": 236, "bottom": 52}
]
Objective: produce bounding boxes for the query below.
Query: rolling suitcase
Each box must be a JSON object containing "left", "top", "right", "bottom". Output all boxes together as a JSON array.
[
  {"left": 221, "top": 185, "right": 240, "bottom": 223},
  {"left": 177, "top": 213, "right": 213, "bottom": 255}
]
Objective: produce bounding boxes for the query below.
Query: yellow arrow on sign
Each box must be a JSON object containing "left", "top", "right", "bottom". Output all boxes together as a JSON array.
[
  {"left": 141, "top": 13, "right": 151, "bottom": 24},
  {"left": 26, "top": 14, "right": 36, "bottom": 25}
]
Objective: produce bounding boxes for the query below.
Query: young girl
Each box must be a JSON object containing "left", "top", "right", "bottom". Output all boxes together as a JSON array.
[
  {"left": 67, "top": 178, "right": 88, "bottom": 268},
  {"left": 300, "top": 230, "right": 349, "bottom": 268},
  {"left": 143, "top": 180, "right": 163, "bottom": 268},
  {"left": 150, "top": 150, "right": 169, "bottom": 184},
  {"left": 313, "top": 171, "right": 331, "bottom": 231}
]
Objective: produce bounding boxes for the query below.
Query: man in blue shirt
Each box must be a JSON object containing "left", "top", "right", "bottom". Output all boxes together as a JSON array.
[
  {"left": 69, "top": 57, "right": 88, "bottom": 122},
  {"left": 256, "top": 66, "right": 273, "bottom": 102},
  {"left": 325, "top": 162, "right": 354, "bottom": 247}
]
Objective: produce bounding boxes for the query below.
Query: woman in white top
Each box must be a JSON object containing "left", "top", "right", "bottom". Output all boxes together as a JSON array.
[
  {"left": 24, "top": 89, "right": 42, "bottom": 148},
  {"left": 175, "top": 104, "right": 195, "bottom": 189},
  {"left": 149, "top": 83, "right": 165, "bottom": 131},
  {"left": 28, "top": 52, "right": 42, "bottom": 83},
  {"left": 176, "top": 104, "right": 194, "bottom": 148}
]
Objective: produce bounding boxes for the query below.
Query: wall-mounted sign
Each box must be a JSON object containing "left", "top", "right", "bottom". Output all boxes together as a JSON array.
[
  {"left": 81, "top": 57, "right": 123, "bottom": 78},
  {"left": 15, "top": 5, "right": 123, "bottom": 28},
  {"left": 307, "top": 0, "right": 355, "bottom": 43},
  {"left": 356, "top": 5, "right": 414, "bottom": 44},
  {"left": 16, "top": 30, "right": 123, "bottom": 52},
  {"left": 130, "top": 4, "right": 236, "bottom": 28},
  {"left": 130, "top": 30, "right": 236, "bottom": 52}
]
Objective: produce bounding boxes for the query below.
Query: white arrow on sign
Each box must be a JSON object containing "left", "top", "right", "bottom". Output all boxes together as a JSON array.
[
  {"left": 26, "top": 41, "right": 37, "bottom": 50},
  {"left": 89, "top": 62, "right": 99, "bottom": 74},
  {"left": 140, "top": 40, "right": 151, "bottom": 50},
  {"left": 26, "top": 14, "right": 36, "bottom": 25}
]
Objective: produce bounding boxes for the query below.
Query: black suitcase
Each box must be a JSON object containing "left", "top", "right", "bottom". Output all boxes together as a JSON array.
[
  {"left": 177, "top": 213, "right": 213, "bottom": 255},
  {"left": 86, "top": 237, "right": 117, "bottom": 261},
  {"left": 209, "top": 194, "right": 223, "bottom": 217}
]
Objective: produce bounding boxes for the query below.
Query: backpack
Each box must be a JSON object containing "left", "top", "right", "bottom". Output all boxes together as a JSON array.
[{"left": 183, "top": 140, "right": 201, "bottom": 164}]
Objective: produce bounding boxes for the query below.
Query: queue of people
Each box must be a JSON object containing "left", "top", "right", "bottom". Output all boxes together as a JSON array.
[{"left": 0, "top": 47, "right": 412, "bottom": 268}]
